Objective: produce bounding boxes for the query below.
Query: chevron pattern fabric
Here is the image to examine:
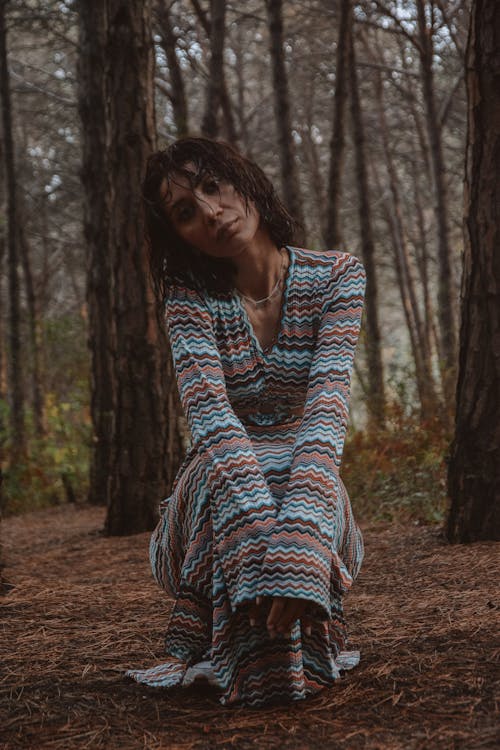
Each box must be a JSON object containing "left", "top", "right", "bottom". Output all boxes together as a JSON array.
[{"left": 127, "top": 247, "right": 366, "bottom": 706}]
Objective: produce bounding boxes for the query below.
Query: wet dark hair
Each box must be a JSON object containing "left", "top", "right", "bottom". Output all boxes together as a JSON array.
[{"left": 143, "top": 136, "right": 299, "bottom": 298}]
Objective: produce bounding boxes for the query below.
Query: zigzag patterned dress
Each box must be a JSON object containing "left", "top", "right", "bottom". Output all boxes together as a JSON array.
[{"left": 127, "top": 247, "right": 366, "bottom": 706}]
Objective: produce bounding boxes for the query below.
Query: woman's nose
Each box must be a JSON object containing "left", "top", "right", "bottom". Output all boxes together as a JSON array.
[{"left": 198, "top": 195, "right": 222, "bottom": 222}]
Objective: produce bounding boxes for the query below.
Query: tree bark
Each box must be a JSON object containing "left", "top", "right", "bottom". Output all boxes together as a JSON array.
[
  {"left": 200, "top": 0, "right": 223, "bottom": 138},
  {"left": 233, "top": 21, "right": 251, "bottom": 156},
  {"left": 78, "top": 1, "right": 117, "bottom": 507},
  {"left": 302, "top": 124, "right": 326, "bottom": 242},
  {"left": 265, "top": 0, "right": 305, "bottom": 238},
  {"left": 108, "top": 0, "right": 173, "bottom": 535},
  {"left": 0, "top": 188, "right": 4, "bottom": 589},
  {"left": 192, "top": 0, "right": 237, "bottom": 143},
  {"left": 155, "top": 0, "right": 189, "bottom": 137},
  {"left": 18, "top": 222, "right": 45, "bottom": 436},
  {"left": 409, "top": 154, "right": 440, "bottom": 377},
  {"left": 78, "top": 0, "right": 183, "bottom": 533},
  {"left": 349, "top": 29, "right": 385, "bottom": 426},
  {"left": 416, "top": 0, "right": 457, "bottom": 408},
  {"left": 447, "top": 0, "right": 500, "bottom": 542},
  {"left": 201, "top": 0, "right": 226, "bottom": 138},
  {"left": 374, "top": 70, "right": 438, "bottom": 418},
  {"left": 0, "top": 0, "right": 25, "bottom": 456},
  {"left": 0, "top": 125, "right": 7, "bottom": 406},
  {"left": 325, "top": 0, "right": 352, "bottom": 249},
  {"left": 0, "top": 468, "right": 5, "bottom": 593},
  {"left": 0, "top": 236, "right": 5, "bottom": 406}
]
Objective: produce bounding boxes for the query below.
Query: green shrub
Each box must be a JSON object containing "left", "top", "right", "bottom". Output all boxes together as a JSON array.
[
  {"left": 342, "top": 403, "right": 451, "bottom": 524},
  {"left": 0, "top": 312, "right": 91, "bottom": 515},
  {"left": 1, "top": 393, "right": 91, "bottom": 515}
]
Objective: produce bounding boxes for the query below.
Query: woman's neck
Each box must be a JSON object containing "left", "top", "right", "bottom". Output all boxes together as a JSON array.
[{"left": 233, "top": 229, "right": 285, "bottom": 300}]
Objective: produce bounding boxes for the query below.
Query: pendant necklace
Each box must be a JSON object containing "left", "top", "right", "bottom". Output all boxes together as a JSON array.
[{"left": 237, "top": 249, "right": 286, "bottom": 308}]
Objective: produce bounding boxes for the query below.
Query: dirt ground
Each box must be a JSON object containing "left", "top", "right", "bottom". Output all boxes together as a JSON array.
[{"left": 1, "top": 504, "right": 498, "bottom": 750}]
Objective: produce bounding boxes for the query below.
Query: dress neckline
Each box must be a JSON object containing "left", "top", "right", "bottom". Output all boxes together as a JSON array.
[{"left": 234, "top": 246, "right": 294, "bottom": 357}]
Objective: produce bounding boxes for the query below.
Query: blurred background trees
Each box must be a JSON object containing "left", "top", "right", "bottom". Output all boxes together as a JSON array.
[{"left": 1, "top": 0, "right": 493, "bottom": 537}]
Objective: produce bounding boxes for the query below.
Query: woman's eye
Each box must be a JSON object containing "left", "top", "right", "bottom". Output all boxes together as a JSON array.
[
  {"left": 203, "top": 178, "right": 219, "bottom": 194},
  {"left": 176, "top": 205, "right": 195, "bottom": 222}
]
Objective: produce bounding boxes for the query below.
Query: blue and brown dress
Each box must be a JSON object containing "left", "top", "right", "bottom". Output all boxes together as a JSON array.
[{"left": 128, "top": 247, "right": 366, "bottom": 707}]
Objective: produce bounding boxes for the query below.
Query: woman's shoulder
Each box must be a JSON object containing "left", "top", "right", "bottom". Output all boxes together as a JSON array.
[
  {"left": 289, "top": 246, "right": 365, "bottom": 282},
  {"left": 163, "top": 279, "right": 216, "bottom": 327},
  {"left": 164, "top": 277, "right": 208, "bottom": 306}
]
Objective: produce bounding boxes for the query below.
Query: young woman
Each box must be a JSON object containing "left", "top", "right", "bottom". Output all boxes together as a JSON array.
[{"left": 127, "top": 137, "right": 366, "bottom": 707}]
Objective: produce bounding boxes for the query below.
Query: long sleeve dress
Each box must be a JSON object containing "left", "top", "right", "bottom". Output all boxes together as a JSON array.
[{"left": 127, "top": 246, "right": 366, "bottom": 707}]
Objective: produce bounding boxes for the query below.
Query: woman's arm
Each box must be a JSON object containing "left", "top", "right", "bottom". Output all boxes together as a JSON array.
[
  {"left": 165, "top": 283, "right": 278, "bottom": 611},
  {"left": 256, "top": 253, "right": 366, "bottom": 619}
]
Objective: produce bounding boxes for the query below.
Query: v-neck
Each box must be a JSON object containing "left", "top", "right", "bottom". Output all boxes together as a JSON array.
[{"left": 235, "top": 246, "right": 294, "bottom": 357}]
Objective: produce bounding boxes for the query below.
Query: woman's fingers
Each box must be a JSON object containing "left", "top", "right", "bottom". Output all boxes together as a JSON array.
[
  {"left": 250, "top": 597, "right": 312, "bottom": 637},
  {"left": 248, "top": 596, "right": 270, "bottom": 626},
  {"left": 266, "top": 598, "right": 310, "bottom": 637},
  {"left": 248, "top": 601, "right": 259, "bottom": 627},
  {"left": 275, "top": 600, "right": 304, "bottom": 634},
  {"left": 302, "top": 616, "right": 312, "bottom": 637},
  {"left": 266, "top": 597, "right": 287, "bottom": 636}
]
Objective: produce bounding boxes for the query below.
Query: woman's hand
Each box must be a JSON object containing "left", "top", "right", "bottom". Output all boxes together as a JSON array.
[{"left": 248, "top": 596, "right": 312, "bottom": 638}]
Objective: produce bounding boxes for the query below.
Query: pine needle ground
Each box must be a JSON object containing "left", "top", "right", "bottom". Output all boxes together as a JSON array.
[{"left": 1, "top": 505, "right": 498, "bottom": 749}]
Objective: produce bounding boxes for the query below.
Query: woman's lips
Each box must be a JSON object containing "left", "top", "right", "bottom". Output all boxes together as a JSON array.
[{"left": 216, "top": 218, "right": 238, "bottom": 241}]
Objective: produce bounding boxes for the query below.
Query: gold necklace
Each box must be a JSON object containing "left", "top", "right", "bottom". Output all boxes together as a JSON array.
[{"left": 237, "top": 250, "right": 285, "bottom": 308}]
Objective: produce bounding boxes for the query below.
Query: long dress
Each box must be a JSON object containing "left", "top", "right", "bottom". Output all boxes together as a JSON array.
[{"left": 127, "top": 246, "right": 366, "bottom": 707}]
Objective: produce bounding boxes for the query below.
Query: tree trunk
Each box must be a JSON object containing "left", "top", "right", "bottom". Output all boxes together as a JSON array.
[
  {"left": 402, "top": 40, "right": 443, "bottom": 382},
  {"left": 18, "top": 222, "right": 45, "bottom": 436},
  {"left": 0, "top": 130, "right": 7, "bottom": 405},
  {"left": 349, "top": 29, "right": 385, "bottom": 427},
  {"left": 192, "top": 0, "right": 237, "bottom": 143},
  {"left": 0, "top": 175, "right": 5, "bottom": 591},
  {"left": 0, "top": 254, "right": 5, "bottom": 588},
  {"left": 324, "top": 0, "right": 352, "bottom": 249},
  {"left": 447, "top": 0, "right": 500, "bottom": 542},
  {"left": 409, "top": 155, "right": 440, "bottom": 378},
  {"left": 265, "top": 0, "right": 305, "bottom": 238},
  {"left": 109, "top": 0, "right": 171, "bottom": 535},
  {"left": 219, "top": 71, "right": 238, "bottom": 144},
  {"left": 233, "top": 22, "right": 251, "bottom": 155},
  {"left": 302, "top": 124, "right": 326, "bottom": 244},
  {"left": 300, "top": 68, "right": 326, "bottom": 240},
  {"left": 416, "top": 0, "right": 457, "bottom": 408},
  {"left": 78, "top": 0, "right": 182, "bottom": 533},
  {"left": 201, "top": 0, "right": 229, "bottom": 139},
  {"left": 0, "top": 0, "right": 25, "bottom": 456},
  {"left": 156, "top": 0, "right": 189, "bottom": 137},
  {"left": 78, "top": 2, "right": 117, "bottom": 507},
  {"left": 0, "top": 471, "right": 5, "bottom": 594},
  {"left": 374, "top": 71, "right": 438, "bottom": 418}
]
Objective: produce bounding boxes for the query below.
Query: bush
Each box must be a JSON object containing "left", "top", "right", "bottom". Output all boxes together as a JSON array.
[
  {"left": 342, "top": 403, "right": 451, "bottom": 524},
  {"left": 1, "top": 393, "right": 91, "bottom": 516},
  {"left": 1, "top": 313, "right": 91, "bottom": 515}
]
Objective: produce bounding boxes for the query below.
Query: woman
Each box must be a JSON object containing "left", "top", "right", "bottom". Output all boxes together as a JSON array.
[{"left": 127, "top": 137, "right": 366, "bottom": 707}]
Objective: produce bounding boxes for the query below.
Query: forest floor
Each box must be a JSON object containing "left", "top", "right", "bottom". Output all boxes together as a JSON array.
[{"left": 1, "top": 504, "right": 498, "bottom": 750}]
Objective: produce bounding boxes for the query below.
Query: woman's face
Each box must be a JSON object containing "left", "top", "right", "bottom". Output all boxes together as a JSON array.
[{"left": 160, "top": 165, "right": 262, "bottom": 259}]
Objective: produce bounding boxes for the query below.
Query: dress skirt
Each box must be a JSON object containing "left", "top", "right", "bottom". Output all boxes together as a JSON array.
[{"left": 128, "top": 434, "right": 364, "bottom": 707}]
